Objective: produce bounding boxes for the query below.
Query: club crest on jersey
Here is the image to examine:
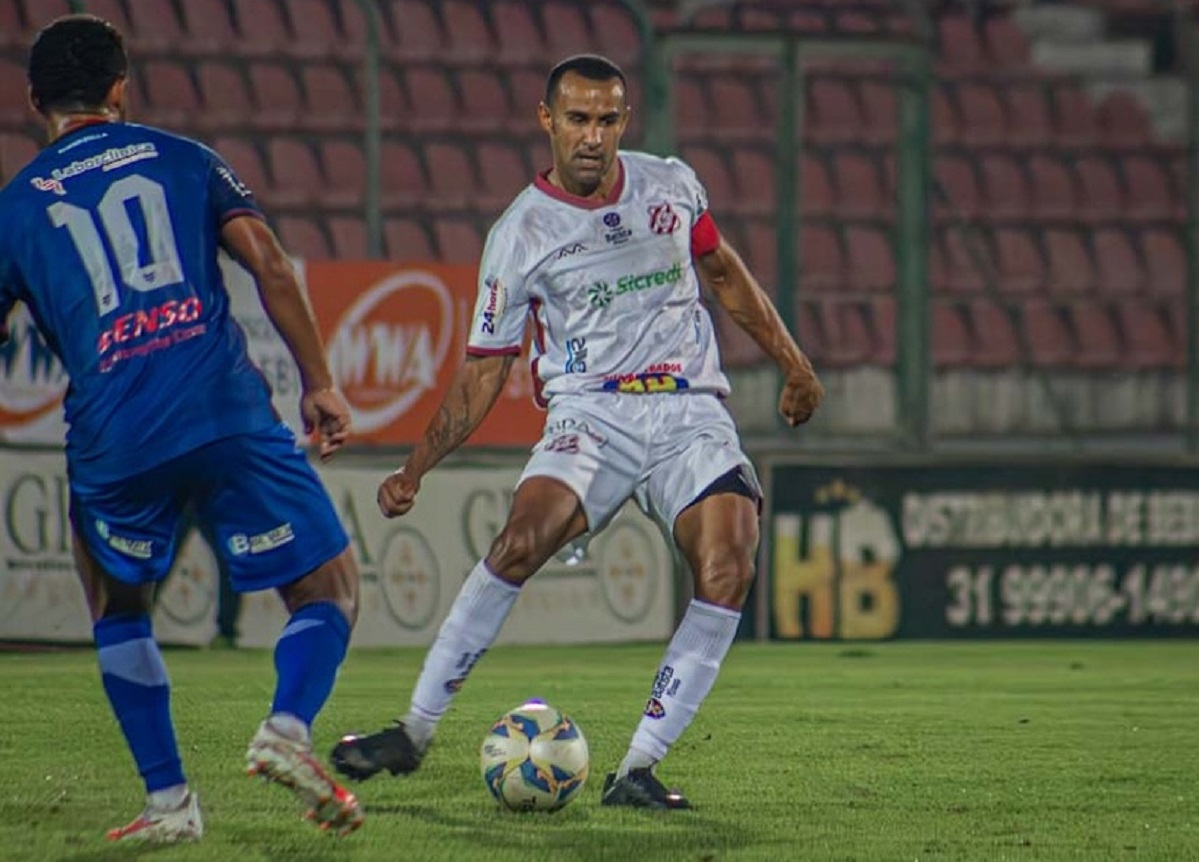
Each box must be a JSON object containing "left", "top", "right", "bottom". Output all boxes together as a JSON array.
[
  {"left": 600, "top": 210, "right": 632, "bottom": 245},
  {"left": 648, "top": 202, "right": 680, "bottom": 235},
  {"left": 30, "top": 176, "right": 66, "bottom": 196}
]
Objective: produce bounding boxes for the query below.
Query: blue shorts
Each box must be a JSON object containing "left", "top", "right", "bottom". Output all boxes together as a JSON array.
[{"left": 69, "top": 424, "right": 349, "bottom": 593}]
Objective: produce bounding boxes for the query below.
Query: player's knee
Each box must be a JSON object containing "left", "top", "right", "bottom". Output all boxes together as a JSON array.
[
  {"left": 486, "top": 524, "right": 549, "bottom": 585},
  {"left": 694, "top": 547, "right": 757, "bottom": 610}
]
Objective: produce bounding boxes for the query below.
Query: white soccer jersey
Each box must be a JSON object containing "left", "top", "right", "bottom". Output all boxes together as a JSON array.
[{"left": 467, "top": 150, "right": 731, "bottom": 406}]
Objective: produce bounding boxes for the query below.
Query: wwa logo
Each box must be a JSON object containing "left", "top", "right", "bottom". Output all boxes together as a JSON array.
[
  {"left": 0, "top": 309, "right": 67, "bottom": 429},
  {"left": 326, "top": 271, "right": 454, "bottom": 433}
]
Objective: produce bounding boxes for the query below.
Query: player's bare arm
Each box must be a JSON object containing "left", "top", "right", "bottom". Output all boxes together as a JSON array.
[
  {"left": 221, "top": 215, "right": 350, "bottom": 459},
  {"left": 377, "top": 353, "right": 516, "bottom": 518},
  {"left": 696, "top": 237, "right": 824, "bottom": 426}
]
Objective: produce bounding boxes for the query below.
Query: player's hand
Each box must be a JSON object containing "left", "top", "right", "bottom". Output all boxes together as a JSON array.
[
  {"left": 301, "top": 387, "right": 352, "bottom": 461},
  {"left": 378, "top": 466, "right": 420, "bottom": 518},
  {"left": 779, "top": 363, "right": 823, "bottom": 427}
]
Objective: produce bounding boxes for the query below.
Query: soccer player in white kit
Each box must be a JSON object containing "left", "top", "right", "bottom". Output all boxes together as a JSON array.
[{"left": 331, "top": 54, "right": 824, "bottom": 808}]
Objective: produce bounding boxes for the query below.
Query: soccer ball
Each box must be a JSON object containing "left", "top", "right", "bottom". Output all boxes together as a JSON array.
[{"left": 479, "top": 700, "right": 590, "bottom": 812}]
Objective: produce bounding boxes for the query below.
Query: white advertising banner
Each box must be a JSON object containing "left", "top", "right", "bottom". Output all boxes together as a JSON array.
[{"left": 0, "top": 452, "right": 676, "bottom": 647}]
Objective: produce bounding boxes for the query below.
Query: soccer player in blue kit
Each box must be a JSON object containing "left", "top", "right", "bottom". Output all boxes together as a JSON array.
[{"left": 0, "top": 16, "right": 363, "bottom": 841}]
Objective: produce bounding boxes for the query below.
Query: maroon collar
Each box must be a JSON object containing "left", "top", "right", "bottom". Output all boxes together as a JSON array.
[{"left": 533, "top": 158, "right": 625, "bottom": 210}]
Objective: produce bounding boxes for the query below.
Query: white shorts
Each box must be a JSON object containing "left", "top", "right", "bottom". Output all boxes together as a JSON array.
[{"left": 519, "top": 392, "right": 761, "bottom": 533}]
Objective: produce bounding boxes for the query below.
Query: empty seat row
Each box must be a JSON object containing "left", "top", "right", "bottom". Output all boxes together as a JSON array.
[{"left": 275, "top": 213, "right": 486, "bottom": 263}]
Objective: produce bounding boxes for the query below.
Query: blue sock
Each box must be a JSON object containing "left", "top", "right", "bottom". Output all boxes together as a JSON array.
[
  {"left": 94, "top": 615, "right": 185, "bottom": 794},
  {"left": 271, "top": 601, "right": 351, "bottom": 728}
]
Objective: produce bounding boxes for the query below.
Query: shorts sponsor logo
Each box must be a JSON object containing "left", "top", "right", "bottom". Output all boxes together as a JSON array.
[
  {"left": 95, "top": 519, "right": 153, "bottom": 560},
  {"left": 602, "top": 372, "right": 690, "bottom": 394},
  {"left": 228, "top": 523, "right": 295, "bottom": 556},
  {"left": 643, "top": 698, "right": 666, "bottom": 719},
  {"left": 588, "top": 262, "right": 683, "bottom": 310},
  {"left": 564, "top": 337, "right": 587, "bottom": 373},
  {"left": 546, "top": 433, "right": 580, "bottom": 454},
  {"left": 648, "top": 202, "right": 680, "bottom": 235},
  {"left": 479, "top": 275, "right": 506, "bottom": 335},
  {"left": 327, "top": 270, "right": 454, "bottom": 433},
  {"left": 545, "top": 417, "right": 606, "bottom": 447}
]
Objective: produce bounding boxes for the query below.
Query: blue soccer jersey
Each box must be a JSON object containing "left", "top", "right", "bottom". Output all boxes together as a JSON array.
[{"left": 0, "top": 122, "right": 279, "bottom": 482}]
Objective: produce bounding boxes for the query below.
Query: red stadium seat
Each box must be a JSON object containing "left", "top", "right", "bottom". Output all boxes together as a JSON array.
[
  {"left": 455, "top": 69, "right": 512, "bottom": 134},
  {"left": 930, "top": 85, "right": 960, "bottom": 145},
  {"left": 743, "top": 221, "right": 778, "bottom": 288},
  {"left": 966, "top": 300, "right": 1021, "bottom": 367},
  {"left": 265, "top": 138, "right": 322, "bottom": 208},
  {"left": 1021, "top": 300, "right": 1073, "bottom": 366},
  {"left": 814, "top": 299, "right": 872, "bottom": 367},
  {"left": 211, "top": 137, "right": 270, "bottom": 198},
  {"left": 675, "top": 77, "right": 710, "bottom": 135},
  {"left": 1121, "top": 156, "right": 1172, "bottom": 223},
  {"left": 384, "top": 218, "right": 435, "bottom": 261},
  {"left": 0, "top": 0, "right": 24, "bottom": 49},
  {"left": 933, "top": 154, "right": 981, "bottom": 221},
  {"left": 807, "top": 78, "right": 861, "bottom": 145},
  {"left": 1097, "top": 91, "right": 1153, "bottom": 150},
  {"left": 799, "top": 152, "right": 834, "bottom": 218},
  {"left": 380, "top": 140, "right": 427, "bottom": 208},
  {"left": 0, "top": 132, "right": 38, "bottom": 183},
  {"left": 0, "top": 56, "right": 32, "bottom": 127},
  {"left": 403, "top": 67, "right": 457, "bottom": 134},
  {"left": 831, "top": 152, "right": 885, "bottom": 219},
  {"left": 937, "top": 15, "right": 985, "bottom": 74},
  {"left": 931, "top": 301, "right": 972, "bottom": 367},
  {"left": 542, "top": 2, "right": 594, "bottom": 61},
  {"left": 994, "top": 228, "right": 1044, "bottom": 295},
  {"left": 708, "top": 77, "right": 768, "bottom": 143},
  {"left": 85, "top": 0, "right": 134, "bottom": 39},
  {"left": 1075, "top": 156, "right": 1121, "bottom": 223},
  {"left": 136, "top": 61, "right": 202, "bottom": 131},
  {"left": 246, "top": 63, "right": 303, "bottom": 131},
  {"left": 299, "top": 65, "right": 360, "bottom": 132},
  {"left": 180, "top": 0, "right": 239, "bottom": 55},
  {"left": 1069, "top": 302, "right": 1121, "bottom": 368},
  {"left": 328, "top": 216, "right": 368, "bottom": 259},
  {"left": 434, "top": 217, "right": 484, "bottom": 263},
  {"left": 1027, "top": 155, "right": 1077, "bottom": 222},
  {"left": 588, "top": 3, "right": 642, "bottom": 66},
  {"left": 844, "top": 226, "right": 894, "bottom": 292},
  {"left": 491, "top": 0, "right": 546, "bottom": 66},
  {"left": 1044, "top": 229, "right": 1096, "bottom": 295},
  {"left": 680, "top": 144, "right": 733, "bottom": 215},
  {"left": 979, "top": 154, "right": 1030, "bottom": 220},
  {"left": 955, "top": 83, "right": 1006, "bottom": 147},
  {"left": 373, "top": 68, "right": 406, "bottom": 132},
  {"left": 859, "top": 81, "right": 898, "bottom": 144},
  {"left": 477, "top": 140, "right": 529, "bottom": 212},
  {"left": 1053, "top": 85, "right": 1100, "bottom": 148},
  {"left": 799, "top": 225, "right": 844, "bottom": 294},
  {"left": 1118, "top": 301, "right": 1176, "bottom": 369},
  {"left": 424, "top": 141, "right": 476, "bottom": 211},
  {"left": 1140, "top": 229, "right": 1185, "bottom": 296},
  {"left": 1003, "top": 86, "right": 1052, "bottom": 149},
  {"left": 122, "top": 0, "right": 185, "bottom": 54},
  {"left": 318, "top": 139, "right": 366, "bottom": 209},
  {"left": 1092, "top": 229, "right": 1142, "bottom": 296},
  {"left": 731, "top": 148, "right": 775, "bottom": 217},
  {"left": 196, "top": 62, "right": 255, "bottom": 131},
  {"left": 940, "top": 230, "right": 987, "bottom": 294},
  {"left": 983, "top": 15, "right": 1030, "bottom": 68},
  {"left": 870, "top": 295, "right": 896, "bottom": 365},
  {"left": 20, "top": 0, "right": 73, "bottom": 33},
  {"left": 284, "top": 0, "right": 342, "bottom": 61},
  {"left": 437, "top": 1, "right": 488, "bottom": 62},
  {"left": 277, "top": 216, "right": 331, "bottom": 259},
  {"left": 230, "top": 0, "right": 290, "bottom": 58}
]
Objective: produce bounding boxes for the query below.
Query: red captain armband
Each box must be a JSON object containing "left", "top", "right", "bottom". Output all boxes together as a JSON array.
[{"left": 690, "top": 211, "right": 720, "bottom": 258}]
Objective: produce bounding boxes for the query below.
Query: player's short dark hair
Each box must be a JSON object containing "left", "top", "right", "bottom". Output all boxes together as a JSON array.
[
  {"left": 28, "top": 14, "right": 128, "bottom": 115},
  {"left": 544, "top": 54, "right": 627, "bottom": 107}
]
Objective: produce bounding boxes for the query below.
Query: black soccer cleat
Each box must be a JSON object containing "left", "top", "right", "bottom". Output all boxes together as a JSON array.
[
  {"left": 600, "top": 768, "right": 692, "bottom": 810},
  {"left": 329, "top": 722, "right": 424, "bottom": 781}
]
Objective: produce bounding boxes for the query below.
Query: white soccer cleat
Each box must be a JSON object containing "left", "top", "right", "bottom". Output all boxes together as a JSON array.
[
  {"left": 106, "top": 790, "right": 203, "bottom": 843},
  {"left": 246, "top": 717, "right": 364, "bottom": 836}
]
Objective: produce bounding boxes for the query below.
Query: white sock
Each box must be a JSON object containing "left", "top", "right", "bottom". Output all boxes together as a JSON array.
[
  {"left": 148, "top": 782, "right": 189, "bottom": 811},
  {"left": 266, "top": 711, "right": 310, "bottom": 745},
  {"left": 619, "top": 599, "right": 741, "bottom": 777},
  {"left": 404, "top": 560, "right": 520, "bottom": 750}
]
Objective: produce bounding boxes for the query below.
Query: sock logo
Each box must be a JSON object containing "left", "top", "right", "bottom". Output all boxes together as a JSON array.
[
  {"left": 445, "top": 648, "right": 487, "bottom": 694},
  {"left": 643, "top": 698, "right": 666, "bottom": 719}
]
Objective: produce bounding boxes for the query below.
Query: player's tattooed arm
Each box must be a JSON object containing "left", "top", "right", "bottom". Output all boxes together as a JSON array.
[
  {"left": 696, "top": 238, "right": 824, "bottom": 425},
  {"left": 406, "top": 353, "right": 517, "bottom": 478}
]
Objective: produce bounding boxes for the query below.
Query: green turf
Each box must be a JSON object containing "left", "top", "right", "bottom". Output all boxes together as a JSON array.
[{"left": 0, "top": 641, "right": 1194, "bottom": 861}]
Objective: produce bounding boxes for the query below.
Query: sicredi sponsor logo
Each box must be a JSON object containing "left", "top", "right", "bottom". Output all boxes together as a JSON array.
[
  {"left": 327, "top": 270, "right": 454, "bottom": 433},
  {"left": 588, "top": 262, "right": 683, "bottom": 309}
]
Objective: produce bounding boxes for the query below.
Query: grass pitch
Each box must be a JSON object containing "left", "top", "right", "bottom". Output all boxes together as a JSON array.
[{"left": 0, "top": 640, "right": 1194, "bottom": 861}]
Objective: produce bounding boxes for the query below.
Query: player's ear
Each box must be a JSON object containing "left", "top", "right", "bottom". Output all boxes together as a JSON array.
[
  {"left": 537, "top": 100, "right": 553, "bottom": 134},
  {"left": 27, "top": 85, "right": 42, "bottom": 118},
  {"left": 106, "top": 77, "right": 129, "bottom": 119}
]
